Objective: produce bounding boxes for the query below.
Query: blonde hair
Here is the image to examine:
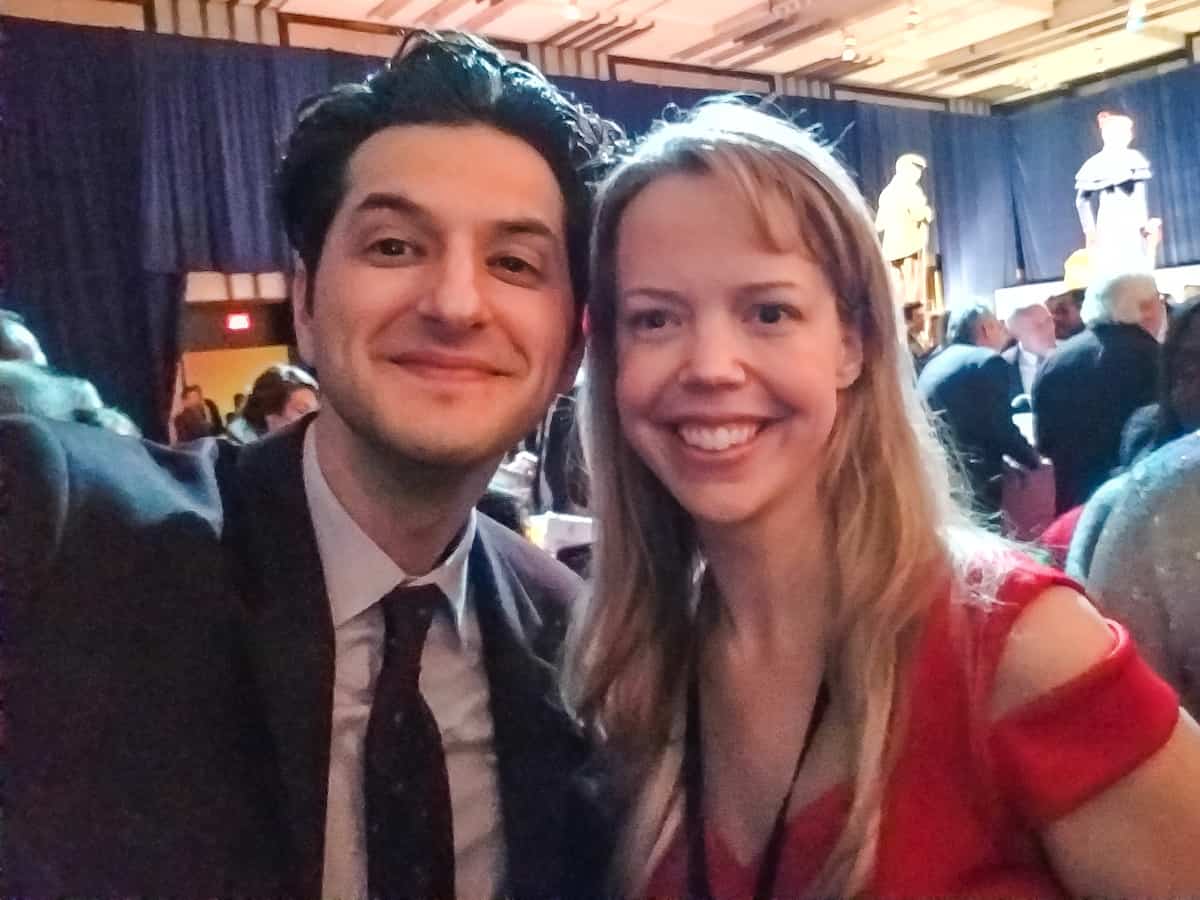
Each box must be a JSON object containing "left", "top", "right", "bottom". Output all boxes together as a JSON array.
[{"left": 567, "top": 101, "right": 1000, "bottom": 894}]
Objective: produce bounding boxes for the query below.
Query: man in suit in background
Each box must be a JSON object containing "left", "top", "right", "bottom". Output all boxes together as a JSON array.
[
  {"left": 1002, "top": 302, "right": 1057, "bottom": 404},
  {"left": 918, "top": 302, "right": 1042, "bottom": 515},
  {"left": 1, "top": 32, "right": 617, "bottom": 898},
  {"left": 1033, "top": 271, "right": 1163, "bottom": 513}
]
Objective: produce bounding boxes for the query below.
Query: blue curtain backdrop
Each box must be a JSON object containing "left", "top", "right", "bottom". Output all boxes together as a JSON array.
[
  {"left": 6, "top": 16, "right": 1198, "bottom": 437},
  {"left": 1008, "top": 62, "right": 1200, "bottom": 281},
  {"left": 2, "top": 19, "right": 181, "bottom": 440}
]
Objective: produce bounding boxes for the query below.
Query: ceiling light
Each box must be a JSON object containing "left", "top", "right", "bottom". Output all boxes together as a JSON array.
[
  {"left": 1126, "top": 0, "right": 1146, "bottom": 31},
  {"left": 841, "top": 34, "right": 858, "bottom": 62},
  {"left": 562, "top": 0, "right": 583, "bottom": 21},
  {"left": 906, "top": 2, "right": 921, "bottom": 27}
]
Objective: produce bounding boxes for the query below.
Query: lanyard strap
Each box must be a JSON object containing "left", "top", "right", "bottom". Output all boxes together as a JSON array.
[{"left": 684, "top": 671, "right": 830, "bottom": 900}]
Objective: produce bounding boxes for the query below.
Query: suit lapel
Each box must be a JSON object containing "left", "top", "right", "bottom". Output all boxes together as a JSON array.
[
  {"left": 470, "top": 524, "right": 588, "bottom": 899},
  {"left": 225, "top": 418, "right": 334, "bottom": 900}
]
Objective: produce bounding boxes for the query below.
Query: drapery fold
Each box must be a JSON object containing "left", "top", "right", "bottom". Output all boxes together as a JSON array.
[{"left": 4, "top": 15, "right": 1197, "bottom": 440}]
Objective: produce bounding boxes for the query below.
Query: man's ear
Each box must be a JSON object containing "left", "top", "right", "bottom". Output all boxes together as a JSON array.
[
  {"left": 554, "top": 325, "right": 586, "bottom": 397},
  {"left": 291, "top": 262, "right": 315, "bottom": 366}
]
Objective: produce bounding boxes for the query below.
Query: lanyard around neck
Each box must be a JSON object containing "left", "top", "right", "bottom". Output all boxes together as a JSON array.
[{"left": 684, "top": 669, "right": 830, "bottom": 900}]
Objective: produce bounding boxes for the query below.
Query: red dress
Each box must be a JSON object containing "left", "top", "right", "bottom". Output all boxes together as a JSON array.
[{"left": 645, "top": 561, "right": 1179, "bottom": 898}]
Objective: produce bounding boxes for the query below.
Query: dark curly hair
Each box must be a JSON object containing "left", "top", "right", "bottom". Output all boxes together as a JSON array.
[{"left": 275, "top": 30, "right": 623, "bottom": 312}]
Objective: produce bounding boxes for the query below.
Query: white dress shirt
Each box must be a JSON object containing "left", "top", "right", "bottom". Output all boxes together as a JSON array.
[
  {"left": 1018, "top": 344, "right": 1042, "bottom": 396},
  {"left": 304, "top": 428, "right": 504, "bottom": 900}
]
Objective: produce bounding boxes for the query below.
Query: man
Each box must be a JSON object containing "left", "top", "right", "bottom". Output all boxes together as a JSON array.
[
  {"left": 173, "top": 383, "right": 225, "bottom": 441},
  {"left": 903, "top": 300, "right": 930, "bottom": 373},
  {"left": 1, "top": 32, "right": 616, "bottom": 898},
  {"left": 1002, "top": 302, "right": 1056, "bottom": 401},
  {"left": 918, "top": 302, "right": 1040, "bottom": 515},
  {"left": 1033, "top": 271, "right": 1162, "bottom": 513},
  {"left": 1046, "top": 288, "right": 1086, "bottom": 340}
]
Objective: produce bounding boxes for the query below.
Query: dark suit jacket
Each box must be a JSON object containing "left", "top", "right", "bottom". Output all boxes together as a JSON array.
[
  {"left": 0, "top": 414, "right": 610, "bottom": 898},
  {"left": 917, "top": 344, "right": 1040, "bottom": 512},
  {"left": 1032, "top": 322, "right": 1159, "bottom": 513},
  {"left": 1000, "top": 344, "right": 1026, "bottom": 405}
]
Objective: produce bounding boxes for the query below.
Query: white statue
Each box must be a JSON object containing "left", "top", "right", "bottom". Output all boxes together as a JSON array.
[{"left": 876, "top": 153, "right": 934, "bottom": 308}]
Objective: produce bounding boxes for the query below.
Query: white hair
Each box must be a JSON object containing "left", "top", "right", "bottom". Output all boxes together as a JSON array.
[{"left": 1081, "top": 271, "right": 1156, "bottom": 326}]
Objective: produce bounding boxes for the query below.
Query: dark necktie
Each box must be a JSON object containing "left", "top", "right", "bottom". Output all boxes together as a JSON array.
[{"left": 365, "top": 583, "right": 456, "bottom": 900}]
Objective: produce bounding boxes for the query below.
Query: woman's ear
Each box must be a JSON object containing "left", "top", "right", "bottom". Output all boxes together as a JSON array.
[{"left": 837, "top": 325, "right": 864, "bottom": 389}]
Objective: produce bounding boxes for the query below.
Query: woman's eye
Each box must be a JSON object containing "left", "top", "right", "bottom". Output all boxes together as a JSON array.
[
  {"left": 752, "top": 303, "right": 795, "bottom": 325},
  {"left": 629, "top": 309, "right": 673, "bottom": 331}
]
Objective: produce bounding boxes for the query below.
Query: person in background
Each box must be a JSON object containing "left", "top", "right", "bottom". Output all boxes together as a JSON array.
[
  {"left": 1002, "top": 302, "right": 1056, "bottom": 403},
  {"left": 0, "top": 309, "right": 48, "bottom": 367},
  {"left": 918, "top": 302, "right": 1040, "bottom": 515},
  {"left": 1085, "top": 431, "right": 1200, "bottom": 718},
  {"left": 173, "top": 383, "right": 225, "bottom": 441},
  {"left": 236, "top": 363, "right": 320, "bottom": 441},
  {"left": 568, "top": 101, "right": 1200, "bottom": 899},
  {"left": 226, "top": 392, "right": 247, "bottom": 427},
  {"left": 1046, "top": 288, "right": 1086, "bottom": 341},
  {"left": 903, "top": 301, "right": 930, "bottom": 373},
  {"left": 1, "top": 30, "right": 618, "bottom": 897},
  {"left": 1033, "top": 271, "right": 1162, "bottom": 513},
  {"left": 1118, "top": 297, "right": 1200, "bottom": 467}
]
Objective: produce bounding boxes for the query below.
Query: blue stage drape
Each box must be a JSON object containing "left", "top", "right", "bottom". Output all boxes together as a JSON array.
[
  {"left": 5, "top": 16, "right": 1198, "bottom": 440},
  {"left": 138, "top": 35, "right": 376, "bottom": 274},
  {"left": 2, "top": 19, "right": 181, "bottom": 440},
  {"left": 1008, "top": 62, "right": 1200, "bottom": 280}
]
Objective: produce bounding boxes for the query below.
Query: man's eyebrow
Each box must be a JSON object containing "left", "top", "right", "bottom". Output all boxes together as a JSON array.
[
  {"left": 493, "top": 218, "right": 562, "bottom": 242},
  {"left": 350, "top": 191, "right": 434, "bottom": 226}
]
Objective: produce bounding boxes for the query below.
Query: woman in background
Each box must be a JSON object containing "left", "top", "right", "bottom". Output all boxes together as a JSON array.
[
  {"left": 228, "top": 363, "right": 319, "bottom": 443},
  {"left": 568, "top": 102, "right": 1200, "bottom": 897}
]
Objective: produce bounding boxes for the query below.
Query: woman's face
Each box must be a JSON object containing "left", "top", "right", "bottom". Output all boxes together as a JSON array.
[{"left": 613, "top": 172, "right": 862, "bottom": 532}]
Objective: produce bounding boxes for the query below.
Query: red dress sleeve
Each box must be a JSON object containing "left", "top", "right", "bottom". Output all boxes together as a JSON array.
[{"left": 975, "top": 561, "right": 1180, "bottom": 827}]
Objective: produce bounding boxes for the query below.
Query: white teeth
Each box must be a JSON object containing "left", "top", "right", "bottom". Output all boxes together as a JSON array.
[{"left": 678, "top": 424, "right": 758, "bottom": 452}]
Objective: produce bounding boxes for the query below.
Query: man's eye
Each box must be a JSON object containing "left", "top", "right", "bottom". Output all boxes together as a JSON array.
[
  {"left": 370, "top": 238, "right": 418, "bottom": 257},
  {"left": 494, "top": 256, "right": 537, "bottom": 275}
]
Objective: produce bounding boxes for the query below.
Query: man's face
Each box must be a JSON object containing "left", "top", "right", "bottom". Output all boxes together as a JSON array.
[
  {"left": 183, "top": 389, "right": 203, "bottom": 409},
  {"left": 908, "top": 305, "right": 925, "bottom": 335},
  {"left": 1012, "top": 304, "right": 1056, "bottom": 357},
  {"left": 293, "top": 123, "right": 580, "bottom": 473},
  {"left": 1117, "top": 280, "right": 1167, "bottom": 341},
  {"left": 1047, "top": 294, "right": 1084, "bottom": 340},
  {"left": 976, "top": 313, "right": 1009, "bottom": 351}
]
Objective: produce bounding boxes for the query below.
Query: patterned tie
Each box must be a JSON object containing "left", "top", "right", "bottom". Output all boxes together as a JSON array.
[{"left": 365, "top": 583, "right": 456, "bottom": 900}]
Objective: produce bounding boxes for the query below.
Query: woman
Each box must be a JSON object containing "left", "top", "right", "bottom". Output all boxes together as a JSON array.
[
  {"left": 228, "top": 363, "right": 319, "bottom": 442},
  {"left": 569, "top": 102, "right": 1200, "bottom": 897}
]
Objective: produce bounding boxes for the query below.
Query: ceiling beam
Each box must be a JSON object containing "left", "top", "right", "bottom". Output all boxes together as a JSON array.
[
  {"left": 461, "top": 0, "right": 523, "bottom": 31},
  {"left": 366, "top": 0, "right": 417, "bottom": 19},
  {"left": 590, "top": 18, "right": 654, "bottom": 53},
  {"left": 416, "top": 0, "right": 478, "bottom": 26},
  {"left": 902, "top": 0, "right": 1195, "bottom": 92},
  {"left": 539, "top": 11, "right": 603, "bottom": 45}
]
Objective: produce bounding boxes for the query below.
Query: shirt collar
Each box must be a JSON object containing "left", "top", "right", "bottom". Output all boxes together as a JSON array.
[{"left": 302, "top": 425, "right": 476, "bottom": 637}]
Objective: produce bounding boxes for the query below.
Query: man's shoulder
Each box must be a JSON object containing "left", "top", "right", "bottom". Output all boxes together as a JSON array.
[
  {"left": 1, "top": 414, "right": 237, "bottom": 568},
  {"left": 476, "top": 514, "right": 583, "bottom": 606}
]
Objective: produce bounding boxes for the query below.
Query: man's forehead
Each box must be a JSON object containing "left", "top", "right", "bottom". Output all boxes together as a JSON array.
[{"left": 342, "top": 124, "right": 567, "bottom": 232}]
